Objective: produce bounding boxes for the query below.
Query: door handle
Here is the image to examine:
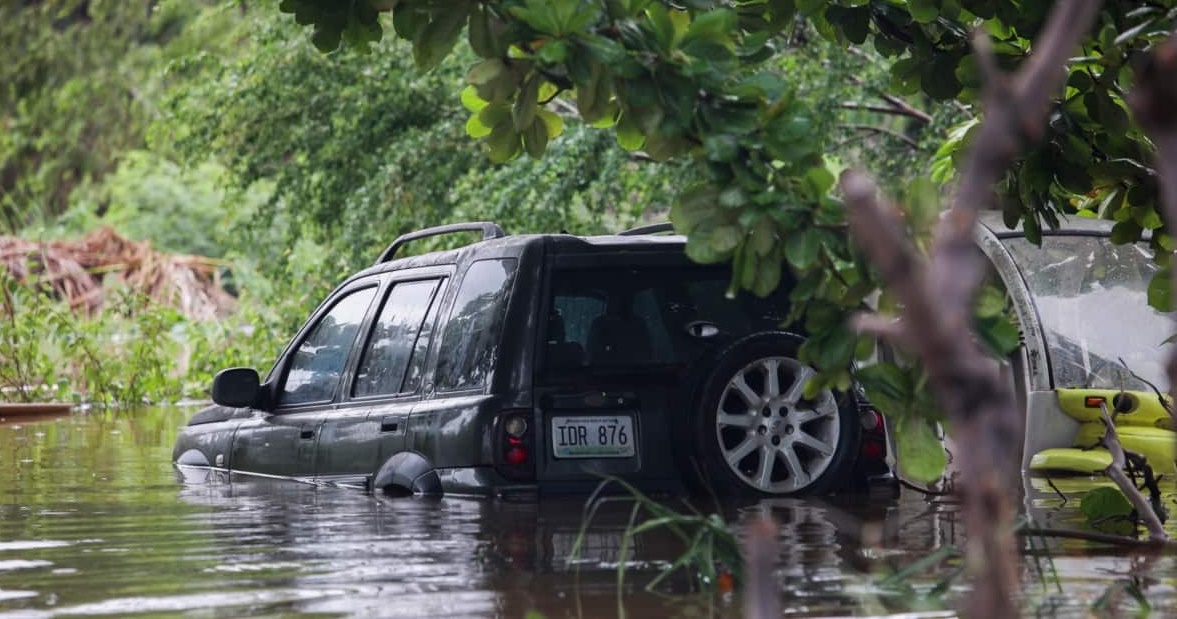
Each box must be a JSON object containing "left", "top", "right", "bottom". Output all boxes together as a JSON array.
[
  {"left": 300, "top": 428, "right": 315, "bottom": 439},
  {"left": 380, "top": 418, "right": 399, "bottom": 433}
]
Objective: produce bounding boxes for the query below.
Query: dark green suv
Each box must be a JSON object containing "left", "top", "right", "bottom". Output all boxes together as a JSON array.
[{"left": 173, "top": 222, "right": 893, "bottom": 498}]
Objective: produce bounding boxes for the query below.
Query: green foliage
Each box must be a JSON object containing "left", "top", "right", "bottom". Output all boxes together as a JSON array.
[
  {"left": 574, "top": 476, "right": 741, "bottom": 594},
  {"left": 0, "top": 267, "right": 286, "bottom": 407},
  {"left": 0, "top": 0, "right": 234, "bottom": 233},
  {"left": 0, "top": 270, "right": 180, "bottom": 406},
  {"left": 855, "top": 362, "right": 948, "bottom": 482},
  {"left": 814, "top": 1, "right": 1176, "bottom": 312},
  {"left": 26, "top": 152, "right": 271, "bottom": 260}
]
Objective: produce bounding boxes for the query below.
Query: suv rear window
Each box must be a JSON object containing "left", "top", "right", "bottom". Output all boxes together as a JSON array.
[
  {"left": 544, "top": 266, "right": 791, "bottom": 369},
  {"left": 435, "top": 258, "right": 518, "bottom": 392}
]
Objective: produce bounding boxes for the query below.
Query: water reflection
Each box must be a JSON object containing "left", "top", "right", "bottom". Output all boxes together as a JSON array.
[{"left": 0, "top": 408, "right": 1174, "bottom": 618}]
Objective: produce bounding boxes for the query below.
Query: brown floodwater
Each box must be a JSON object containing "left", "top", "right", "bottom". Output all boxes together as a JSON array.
[{"left": 0, "top": 407, "right": 1174, "bottom": 618}]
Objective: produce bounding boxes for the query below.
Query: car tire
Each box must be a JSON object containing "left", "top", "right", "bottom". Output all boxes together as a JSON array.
[{"left": 688, "top": 331, "right": 860, "bottom": 497}]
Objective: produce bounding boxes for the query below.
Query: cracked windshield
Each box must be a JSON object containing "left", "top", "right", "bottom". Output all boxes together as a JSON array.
[
  {"left": 1003, "top": 235, "right": 1173, "bottom": 391},
  {"left": 3, "top": 1, "right": 1176, "bottom": 618}
]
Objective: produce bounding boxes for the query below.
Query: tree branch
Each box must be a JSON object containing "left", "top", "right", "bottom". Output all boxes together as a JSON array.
[
  {"left": 1129, "top": 29, "right": 1177, "bottom": 423},
  {"left": 1098, "top": 401, "right": 1169, "bottom": 541},
  {"left": 841, "top": 3, "right": 1103, "bottom": 617},
  {"left": 839, "top": 101, "right": 933, "bottom": 124},
  {"left": 844, "top": 124, "right": 920, "bottom": 149},
  {"left": 938, "top": 1, "right": 1103, "bottom": 333}
]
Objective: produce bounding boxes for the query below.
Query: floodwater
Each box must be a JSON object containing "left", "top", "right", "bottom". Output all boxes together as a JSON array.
[{"left": 0, "top": 407, "right": 1174, "bottom": 618}]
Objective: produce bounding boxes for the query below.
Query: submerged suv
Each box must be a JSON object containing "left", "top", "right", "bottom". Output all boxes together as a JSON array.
[{"left": 173, "top": 222, "right": 893, "bottom": 499}]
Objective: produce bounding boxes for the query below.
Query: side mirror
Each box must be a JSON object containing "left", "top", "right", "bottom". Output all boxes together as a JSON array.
[{"left": 211, "top": 367, "right": 262, "bottom": 408}]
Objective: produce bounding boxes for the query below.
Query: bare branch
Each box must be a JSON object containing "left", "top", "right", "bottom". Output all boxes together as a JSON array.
[
  {"left": 844, "top": 124, "right": 920, "bottom": 149},
  {"left": 839, "top": 100, "right": 934, "bottom": 124},
  {"left": 851, "top": 312, "right": 907, "bottom": 344},
  {"left": 1099, "top": 402, "right": 1169, "bottom": 540}
]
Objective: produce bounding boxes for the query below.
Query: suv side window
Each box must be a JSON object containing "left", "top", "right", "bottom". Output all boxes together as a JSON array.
[
  {"left": 279, "top": 286, "right": 378, "bottom": 406},
  {"left": 435, "top": 258, "right": 518, "bottom": 392},
  {"left": 352, "top": 278, "right": 442, "bottom": 398}
]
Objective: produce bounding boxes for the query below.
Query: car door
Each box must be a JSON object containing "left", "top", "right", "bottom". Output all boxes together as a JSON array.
[
  {"left": 315, "top": 276, "right": 446, "bottom": 485},
  {"left": 230, "top": 281, "right": 380, "bottom": 479}
]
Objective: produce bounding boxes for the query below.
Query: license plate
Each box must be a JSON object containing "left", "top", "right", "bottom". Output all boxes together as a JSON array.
[{"left": 551, "top": 416, "right": 635, "bottom": 458}]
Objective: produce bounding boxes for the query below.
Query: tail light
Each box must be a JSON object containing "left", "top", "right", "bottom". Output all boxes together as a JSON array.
[
  {"left": 859, "top": 406, "right": 889, "bottom": 466},
  {"left": 860, "top": 408, "right": 884, "bottom": 432},
  {"left": 495, "top": 410, "right": 535, "bottom": 481}
]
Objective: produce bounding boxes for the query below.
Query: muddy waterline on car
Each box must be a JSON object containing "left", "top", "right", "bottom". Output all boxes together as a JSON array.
[{"left": 1, "top": 407, "right": 1174, "bottom": 618}]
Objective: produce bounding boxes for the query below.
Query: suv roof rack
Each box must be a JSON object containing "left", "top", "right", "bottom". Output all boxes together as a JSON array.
[
  {"left": 617, "top": 222, "right": 675, "bottom": 236},
  {"left": 375, "top": 221, "right": 506, "bottom": 265}
]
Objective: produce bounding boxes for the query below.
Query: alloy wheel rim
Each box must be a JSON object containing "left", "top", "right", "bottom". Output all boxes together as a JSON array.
[{"left": 713, "top": 356, "right": 840, "bottom": 494}]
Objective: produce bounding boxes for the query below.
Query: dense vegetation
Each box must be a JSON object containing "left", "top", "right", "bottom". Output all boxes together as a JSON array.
[{"left": 1, "top": 0, "right": 946, "bottom": 406}]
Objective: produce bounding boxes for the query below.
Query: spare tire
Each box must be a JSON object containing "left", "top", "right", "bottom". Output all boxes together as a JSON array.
[{"left": 689, "top": 332, "right": 860, "bottom": 496}]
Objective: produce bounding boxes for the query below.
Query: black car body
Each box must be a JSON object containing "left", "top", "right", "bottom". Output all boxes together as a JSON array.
[{"left": 174, "top": 222, "right": 893, "bottom": 499}]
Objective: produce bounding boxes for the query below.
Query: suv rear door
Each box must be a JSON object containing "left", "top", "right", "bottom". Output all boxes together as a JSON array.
[{"left": 535, "top": 250, "right": 794, "bottom": 491}]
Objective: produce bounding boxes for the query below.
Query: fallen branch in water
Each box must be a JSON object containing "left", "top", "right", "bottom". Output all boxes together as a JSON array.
[{"left": 1098, "top": 401, "right": 1169, "bottom": 541}]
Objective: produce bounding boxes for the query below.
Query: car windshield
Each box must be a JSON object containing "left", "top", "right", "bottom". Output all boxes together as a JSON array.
[{"left": 1001, "top": 234, "right": 1172, "bottom": 391}]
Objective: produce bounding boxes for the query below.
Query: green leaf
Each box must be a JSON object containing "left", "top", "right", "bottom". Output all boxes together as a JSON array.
[
  {"left": 616, "top": 112, "right": 646, "bottom": 150},
  {"left": 802, "top": 166, "right": 835, "bottom": 200},
  {"left": 682, "top": 8, "right": 736, "bottom": 45},
  {"left": 810, "top": 326, "right": 856, "bottom": 371},
  {"left": 537, "top": 109, "right": 564, "bottom": 139},
  {"left": 670, "top": 184, "right": 719, "bottom": 234},
  {"left": 1023, "top": 213, "right": 1042, "bottom": 245},
  {"left": 751, "top": 255, "right": 782, "bottom": 297},
  {"left": 784, "top": 229, "right": 821, "bottom": 269},
  {"left": 894, "top": 416, "right": 947, "bottom": 484},
  {"left": 1067, "top": 69, "right": 1094, "bottom": 93},
  {"left": 392, "top": 2, "right": 428, "bottom": 39},
  {"left": 685, "top": 231, "right": 724, "bottom": 263},
  {"left": 522, "top": 116, "right": 549, "bottom": 157},
  {"left": 703, "top": 134, "right": 740, "bottom": 163},
  {"left": 908, "top": 0, "right": 939, "bottom": 23},
  {"left": 510, "top": 0, "right": 561, "bottom": 34},
  {"left": 485, "top": 120, "right": 521, "bottom": 163},
  {"left": 748, "top": 222, "right": 776, "bottom": 257},
  {"left": 476, "top": 103, "right": 511, "bottom": 130},
  {"left": 975, "top": 314, "right": 1020, "bottom": 356},
  {"left": 711, "top": 224, "right": 741, "bottom": 253},
  {"left": 1148, "top": 269, "right": 1172, "bottom": 312},
  {"left": 467, "top": 5, "right": 498, "bottom": 57},
  {"left": 1080, "top": 486, "right": 1134, "bottom": 530},
  {"left": 513, "top": 73, "right": 541, "bottom": 131},
  {"left": 412, "top": 6, "right": 470, "bottom": 69},
  {"left": 468, "top": 59, "right": 521, "bottom": 103},
  {"left": 1110, "top": 219, "right": 1143, "bottom": 244},
  {"left": 460, "top": 85, "right": 488, "bottom": 113},
  {"left": 922, "top": 53, "right": 963, "bottom": 100},
  {"left": 465, "top": 114, "right": 492, "bottom": 138},
  {"left": 974, "top": 284, "right": 1006, "bottom": 318}
]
